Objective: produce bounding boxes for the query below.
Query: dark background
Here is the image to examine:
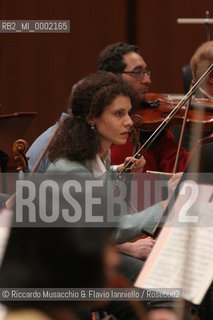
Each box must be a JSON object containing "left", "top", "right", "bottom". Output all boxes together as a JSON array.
[{"left": 0, "top": 0, "right": 213, "bottom": 156}]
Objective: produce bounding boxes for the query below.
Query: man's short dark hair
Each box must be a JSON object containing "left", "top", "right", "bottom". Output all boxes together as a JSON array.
[{"left": 98, "top": 42, "right": 140, "bottom": 73}]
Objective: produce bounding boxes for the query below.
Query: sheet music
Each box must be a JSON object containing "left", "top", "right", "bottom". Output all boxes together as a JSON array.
[{"left": 135, "top": 183, "right": 213, "bottom": 304}]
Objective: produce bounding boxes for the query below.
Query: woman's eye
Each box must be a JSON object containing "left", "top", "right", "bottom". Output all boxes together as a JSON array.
[{"left": 115, "top": 111, "right": 122, "bottom": 117}]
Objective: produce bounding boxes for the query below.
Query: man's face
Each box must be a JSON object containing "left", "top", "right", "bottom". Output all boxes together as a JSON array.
[{"left": 122, "top": 51, "right": 151, "bottom": 102}]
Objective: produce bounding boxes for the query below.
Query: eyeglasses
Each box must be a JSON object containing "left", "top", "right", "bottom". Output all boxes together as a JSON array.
[{"left": 122, "top": 69, "right": 151, "bottom": 79}]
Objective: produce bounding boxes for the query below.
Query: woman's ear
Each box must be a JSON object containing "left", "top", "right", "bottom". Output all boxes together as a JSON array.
[{"left": 86, "top": 115, "right": 95, "bottom": 128}]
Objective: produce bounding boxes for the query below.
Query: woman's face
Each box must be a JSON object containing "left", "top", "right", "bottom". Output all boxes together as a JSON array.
[{"left": 94, "top": 95, "right": 133, "bottom": 149}]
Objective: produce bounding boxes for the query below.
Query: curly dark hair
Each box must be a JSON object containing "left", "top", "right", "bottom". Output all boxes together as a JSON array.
[
  {"left": 48, "top": 71, "right": 135, "bottom": 162},
  {"left": 98, "top": 42, "right": 140, "bottom": 73}
]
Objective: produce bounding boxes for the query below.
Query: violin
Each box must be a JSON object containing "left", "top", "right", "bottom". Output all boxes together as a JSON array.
[
  {"left": 119, "top": 64, "right": 213, "bottom": 175},
  {"left": 131, "top": 92, "right": 213, "bottom": 132}
]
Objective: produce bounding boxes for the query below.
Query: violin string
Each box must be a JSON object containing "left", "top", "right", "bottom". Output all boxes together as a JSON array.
[{"left": 119, "top": 63, "right": 213, "bottom": 175}]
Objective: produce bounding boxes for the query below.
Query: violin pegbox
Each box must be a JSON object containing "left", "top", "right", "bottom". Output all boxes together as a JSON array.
[{"left": 13, "top": 139, "right": 29, "bottom": 172}]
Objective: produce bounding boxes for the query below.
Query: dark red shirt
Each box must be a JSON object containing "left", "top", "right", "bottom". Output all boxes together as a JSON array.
[{"left": 111, "top": 129, "right": 189, "bottom": 172}]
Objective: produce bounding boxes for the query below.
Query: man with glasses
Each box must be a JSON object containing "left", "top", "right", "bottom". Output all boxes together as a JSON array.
[
  {"left": 122, "top": 67, "right": 151, "bottom": 100},
  {"left": 98, "top": 42, "right": 189, "bottom": 175}
]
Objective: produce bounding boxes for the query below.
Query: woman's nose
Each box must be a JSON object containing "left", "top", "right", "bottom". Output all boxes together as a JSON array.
[{"left": 124, "top": 115, "right": 133, "bottom": 128}]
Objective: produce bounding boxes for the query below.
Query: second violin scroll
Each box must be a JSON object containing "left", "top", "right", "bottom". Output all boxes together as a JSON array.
[{"left": 13, "top": 139, "right": 29, "bottom": 172}]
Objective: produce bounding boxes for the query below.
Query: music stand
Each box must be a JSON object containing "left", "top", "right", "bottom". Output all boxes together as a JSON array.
[{"left": 177, "top": 11, "right": 213, "bottom": 41}]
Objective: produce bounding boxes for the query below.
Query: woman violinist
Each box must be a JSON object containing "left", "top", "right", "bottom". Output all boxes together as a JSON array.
[
  {"left": 48, "top": 71, "right": 145, "bottom": 176},
  {"left": 46, "top": 71, "right": 173, "bottom": 286},
  {"left": 47, "top": 71, "right": 166, "bottom": 244}
]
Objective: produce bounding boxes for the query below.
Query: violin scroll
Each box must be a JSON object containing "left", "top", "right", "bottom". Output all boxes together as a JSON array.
[
  {"left": 13, "top": 139, "right": 29, "bottom": 172},
  {"left": 131, "top": 114, "right": 143, "bottom": 129},
  {"left": 129, "top": 116, "right": 143, "bottom": 148}
]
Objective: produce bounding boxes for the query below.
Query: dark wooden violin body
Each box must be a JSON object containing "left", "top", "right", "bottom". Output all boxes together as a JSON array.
[{"left": 132, "top": 92, "right": 213, "bottom": 132}]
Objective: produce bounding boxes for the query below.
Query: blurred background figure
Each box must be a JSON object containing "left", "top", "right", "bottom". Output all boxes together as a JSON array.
[
  {"left": 0, "top": 174, "right": 120, "bottom": 320},
  {"left": 190, "top": 41, "right": 213, "bottom": 99},
  {"left": 172, "top": 41, "right": 213, "bottom": 151}
]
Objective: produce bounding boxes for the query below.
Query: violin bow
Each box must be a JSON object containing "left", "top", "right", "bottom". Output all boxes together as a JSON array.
[
  {"left": 119, "top": 63, "right": 213, "bottom": 175},
  {"left": 31, "top": 119, "right": 63, "bottom": 174},
  {"left": 172, "top": 80, "right": 195, "bottom": 173}
]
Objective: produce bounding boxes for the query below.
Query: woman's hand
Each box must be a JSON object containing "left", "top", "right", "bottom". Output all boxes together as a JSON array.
[
  {"left": 116, "top": 237, "right": 155, "bottom": 259},
  {"left": 162, "top": 172, "right": 183, "bottom": 212},
  {"left": 117, "top": 155, "right": 146, "bottom": 173}
]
